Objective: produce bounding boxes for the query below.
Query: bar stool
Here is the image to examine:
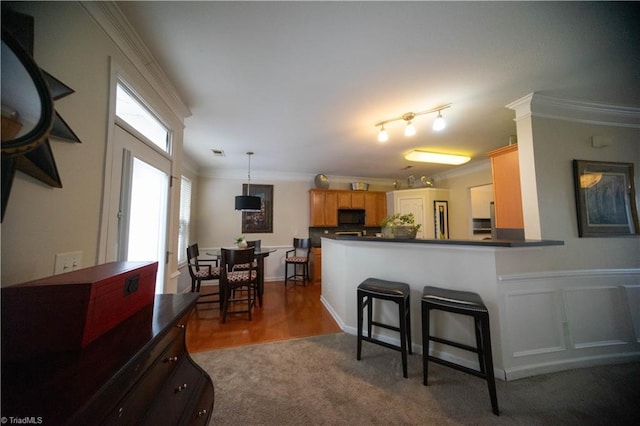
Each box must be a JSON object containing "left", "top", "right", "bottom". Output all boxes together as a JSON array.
[
  {"left": 357, "top": 278, "right": 412, "bottom": 378},
  {"left": 422, "top": 286, "right": 499, "bottom": 415}
]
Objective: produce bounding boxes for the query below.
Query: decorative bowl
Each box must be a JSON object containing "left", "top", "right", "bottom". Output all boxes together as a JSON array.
[{"left": 350, "top": 182, "right": 369, "bottom": 191}]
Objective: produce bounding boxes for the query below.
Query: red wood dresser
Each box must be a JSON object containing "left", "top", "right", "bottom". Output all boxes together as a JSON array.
[{"left": 1, "top": 263, "right": 214, "bottom": 425}]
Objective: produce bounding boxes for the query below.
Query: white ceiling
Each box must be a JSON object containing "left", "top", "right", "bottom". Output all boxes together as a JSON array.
[{"left": 115, "top": 1, "right": 640, "bottom": 182}]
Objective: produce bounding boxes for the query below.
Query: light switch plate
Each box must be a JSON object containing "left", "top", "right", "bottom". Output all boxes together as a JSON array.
[{"left": 54, "top": 251, "right": 83, "bottom": 275}]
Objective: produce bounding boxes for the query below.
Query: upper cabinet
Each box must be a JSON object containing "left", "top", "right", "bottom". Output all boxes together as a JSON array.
[
  {"left": 487, "top": 144, "right": 524, "bottom": 239},
  {"left": 364, "top": 192, "right": 387, "bottom": 226},
  {"left": 310, "top": 190, "right": 338, "bottom": 226},
  {"left": 309, "top": 189, "right": 386, "bottom": 227}
]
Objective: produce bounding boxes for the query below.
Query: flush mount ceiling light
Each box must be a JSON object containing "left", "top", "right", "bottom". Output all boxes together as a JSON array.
[
  {"left": 404, "top": 149, "right": 471, "bottom": 165},
  {"left": 234, "top": 151, "right": 262, "bottom": 212},
  {"left": 375, "top": 103, "right": 451, "bottom": 142}
]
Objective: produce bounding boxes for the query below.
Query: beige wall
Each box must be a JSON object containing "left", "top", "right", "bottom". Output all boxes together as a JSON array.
[
  {"left": 194, "top": 175, "right": 312, "bottom": 249},
  {"left": 528, "top": 117, "right": 640, "bottom": 270},
  {"left": 2, "top": 2, "right": 121, "bottom": 285},
  {"left": 1, "top": 2, "right": 187, "bottom": 288}
]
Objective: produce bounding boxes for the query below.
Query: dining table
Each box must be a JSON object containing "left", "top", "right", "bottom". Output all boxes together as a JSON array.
[{"left": 207, "top": 247, "right": 277, "bottom": 305}]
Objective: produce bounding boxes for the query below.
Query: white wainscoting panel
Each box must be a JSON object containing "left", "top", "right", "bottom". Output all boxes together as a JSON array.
[
  {"left": 505, "top": 290, "right": 565, "bottom": 357},
  {"left": 623, "top": 285, "right": 640, "bottom": 343},
  {"left": 499, "top": 269, "right": 640, "bottom": 380},
  {"left": 563, "top": 286, "right": 630, "bottom": 349}
]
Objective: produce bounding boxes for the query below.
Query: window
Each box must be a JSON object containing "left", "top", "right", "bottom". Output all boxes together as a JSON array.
[
  {"left": 115, "top": 82, "right": 170, "bottom": 153},
  {"left": 178, "top": 176, "right": 192, "bottom": 264}
]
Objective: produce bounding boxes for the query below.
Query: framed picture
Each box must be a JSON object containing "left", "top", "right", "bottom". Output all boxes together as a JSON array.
[
  {"left": 572, "top": 160, "right": 639, "bottom": 237},
  {"left": 241, "top": 184, "right": 273, "bottom": 233},
  {"left": 434, "top": 200, "right": 449, "bottom": 239}
]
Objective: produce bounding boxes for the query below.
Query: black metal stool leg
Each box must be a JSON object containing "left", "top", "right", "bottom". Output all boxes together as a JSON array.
[
  {"left": 422, "top": 303, "right": 430, "bottom": 386},
  {"left": 399, "top": 300, "right": 408, "bottom": 378},
  {"left": 481, "top": 313, "right": 499, "bottom": 415},
  {"left": 406, "top": 296, "right": 413, "bottom": 355},
  {"left": 357, "top": 291, "right": 363, "bottom": 360}
]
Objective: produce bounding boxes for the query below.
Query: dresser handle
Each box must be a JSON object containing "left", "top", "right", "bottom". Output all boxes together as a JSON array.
[
  {"left": 197, "top": 409, "right": 208, "bottom": 417},
  {"left": 176, "top": 324, "right": 186, "bottom": 329},
  {"left": 176, "top": 383, "right": 188, "bottom": 393},
  {"left": 164, "top": 356, "right": 179, "bottom": 363}
]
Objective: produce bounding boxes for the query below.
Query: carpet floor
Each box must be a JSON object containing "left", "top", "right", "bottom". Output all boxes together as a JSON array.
[{"left": 192, "top": 332, "right": 640, "bottom": 425}]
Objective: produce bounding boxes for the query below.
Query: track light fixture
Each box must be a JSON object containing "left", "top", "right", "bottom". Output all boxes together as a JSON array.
[{"left": 375, "top": 103, "right": 451, "bottom": 142}]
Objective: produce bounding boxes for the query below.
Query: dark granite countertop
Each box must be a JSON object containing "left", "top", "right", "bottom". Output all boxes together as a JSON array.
[{"left": 321, "top": 235, "right": 564, "bottom": 248}]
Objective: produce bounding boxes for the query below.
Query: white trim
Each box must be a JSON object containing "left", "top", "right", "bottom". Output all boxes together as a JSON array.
[
  {"left": 507, "top": 92, "right": 640, "bottom": 128},
  {"left": 504, "top": 352, "right": 640, "bottom": 381},
  {"left": 499, "top": 268, "right": 640, "bottom": 282},
  {"left": 80, "top": 1, "right": 190, "bottom": 121}
]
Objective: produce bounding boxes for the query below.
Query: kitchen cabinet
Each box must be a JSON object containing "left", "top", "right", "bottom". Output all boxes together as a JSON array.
[
  {"left": 487, "top": 144, "right": 524, "bottom": 239},
  {"left": 365, "top": 192, "right": 387, "bottom": 226},
  {"left": 337, "top": 191, "right": 365, "bottom": 209},
  {"left": 309, "top": 189, "right": 386, "bottom": 227},
  {"left": 387, "top": 188, "right": 449, "bottom": 239},
  {"left": 310, "top": 190, "right": 338, "bottom": 226},
  {"left": 311, "top": 247, "right": 322, "bottom": 284}
]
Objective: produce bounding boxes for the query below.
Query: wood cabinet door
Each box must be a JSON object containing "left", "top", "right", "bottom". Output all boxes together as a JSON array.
[
  {"left": 489, "top": 145, "right": 524, "bottom": 229},
  {"left": 337, "top": 191, "right": 351, "bottom": 208},
  {"left": 375, "top": 192, "right": 387, "bottom": 225},
  {"left": 310, "top": 191, "right": 326, "bottom": 226},
  {"left": 351, "top": 192, "right": 365, "bottom": 209},
  {"left": 323, "top": 192, "right": 338, "bottom": 226}
]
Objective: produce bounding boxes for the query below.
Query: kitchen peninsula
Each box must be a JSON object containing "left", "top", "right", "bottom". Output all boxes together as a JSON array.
[{"left": 321, "top": 236, "right": 640, "bottom": 381}]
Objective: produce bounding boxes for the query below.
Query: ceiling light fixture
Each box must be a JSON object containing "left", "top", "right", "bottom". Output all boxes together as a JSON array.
[
  {"left": 403, "top": 113, "right": 416, "bottom": 137},
  {"left": 404, "top": 149, "right": 471, "bottom": 165},
  {"left": 375, "top": 103, "right": 451, "bottom": 141},
  {"left": 377, "top": 124, "right": 389, "bottom": 143},
  {"left": 235, "top": 151, "right": 262, "bottom": 211},
  {"left": 432, "top": 111, "right": 446, "bottom": 131}
]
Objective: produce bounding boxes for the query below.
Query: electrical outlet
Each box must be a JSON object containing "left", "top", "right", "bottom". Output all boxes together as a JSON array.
[{"left": 54, "top": 251, "right": 83, "bottom": 275}]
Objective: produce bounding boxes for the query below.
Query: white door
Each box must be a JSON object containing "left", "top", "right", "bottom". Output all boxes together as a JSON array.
[
  {"left": 106, "top": 125, "right": 170, "bottom": 292},
  {"left": 398, "top": 197, "right": 425, "bottom": 239}
]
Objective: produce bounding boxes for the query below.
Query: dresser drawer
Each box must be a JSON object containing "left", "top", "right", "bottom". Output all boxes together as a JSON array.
[
  {"left": 104, "top": 333, "right": 186, "bottom": 424},
  {"left": 183, "top": 371, "right": 214, "bottom": 426},
  {"left": 142, "top": 357, "right": 206, "bottom": 425}
]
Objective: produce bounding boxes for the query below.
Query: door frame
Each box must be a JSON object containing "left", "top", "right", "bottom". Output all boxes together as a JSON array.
[{"left": 99, "top": 59, "right": 182, "bottom": 293}]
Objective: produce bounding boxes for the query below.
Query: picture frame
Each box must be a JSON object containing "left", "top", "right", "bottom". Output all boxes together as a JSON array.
[
  {"left": 241, "top": 184, "right": 273, "bottom": 233},
  {"left": 572, "top": 160, "right": 639, "bottom": 237},
  {"left": 434, "top": 200, "right": 449, "bottom": 239}
]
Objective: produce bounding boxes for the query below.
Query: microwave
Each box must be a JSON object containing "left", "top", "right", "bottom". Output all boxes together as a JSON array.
[{"left": 338, "top": 209, "right": 365, "bottom": 226}]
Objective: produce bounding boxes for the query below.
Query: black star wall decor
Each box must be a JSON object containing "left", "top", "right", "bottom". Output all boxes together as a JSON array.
[{"left": 1, "top": 8, "right": 82, "bottom": 221}]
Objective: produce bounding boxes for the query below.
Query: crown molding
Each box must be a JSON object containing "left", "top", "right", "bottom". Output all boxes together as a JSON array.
[
  {"left": 80, "top": 1, "right": 191, "bottom": 120},
  {"left": 507, "top": 92, "right": 640, "bottom": 128}
]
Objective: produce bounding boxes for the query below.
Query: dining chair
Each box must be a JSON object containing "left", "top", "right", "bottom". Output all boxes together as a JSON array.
[
  {"left": 186, "top": 243, "right": 221, "bottom": 306},
  {"left": 284, "top": 237, "right": 311, "bottom": 286},
  {"left": 220, "top": 247, "right": 258, "bottom": 323},
  {"left": 233, "top": 240, "right": 261, "bottom": 271}
]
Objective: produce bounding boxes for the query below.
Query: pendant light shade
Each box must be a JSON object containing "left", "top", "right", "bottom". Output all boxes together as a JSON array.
[
  {"left": 235, "top": 194, "right": 262, "bottom": 211},
  {"left": 235, "top": 151, "right": 262, "bottom": 212}
]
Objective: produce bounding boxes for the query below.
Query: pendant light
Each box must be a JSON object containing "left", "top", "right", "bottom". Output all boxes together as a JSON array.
[{"left": 235, "top": 151, "right": 262, "bottom": 211}]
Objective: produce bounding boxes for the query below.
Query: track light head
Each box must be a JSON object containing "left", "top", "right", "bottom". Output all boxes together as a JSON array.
[{"left": 432, "top": 111, "right": 446, "bottom": 131}]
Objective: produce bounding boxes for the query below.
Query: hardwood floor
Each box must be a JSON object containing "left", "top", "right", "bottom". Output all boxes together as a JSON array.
[{"left": 185, "top": 280, "right": 342, "bottom": 353}]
